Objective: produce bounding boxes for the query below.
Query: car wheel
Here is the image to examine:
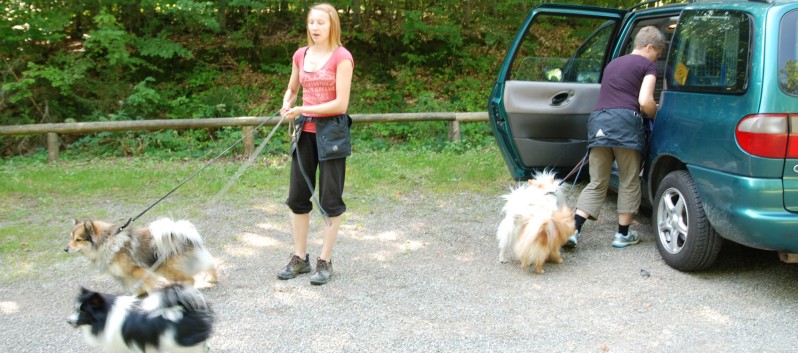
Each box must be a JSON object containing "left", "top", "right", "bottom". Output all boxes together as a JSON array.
[{"left": 653, "top": 170, "right": 722, "bottom": 271}]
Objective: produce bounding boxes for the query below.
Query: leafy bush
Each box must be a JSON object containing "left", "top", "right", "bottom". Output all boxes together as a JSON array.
[{"left": 0, "top": 0, "right": 548, "bottom": 157}]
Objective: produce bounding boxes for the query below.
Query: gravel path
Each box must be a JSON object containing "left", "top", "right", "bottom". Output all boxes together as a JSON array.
[{"left": 2, "top": 185, "right": 798, "bottom": 352}]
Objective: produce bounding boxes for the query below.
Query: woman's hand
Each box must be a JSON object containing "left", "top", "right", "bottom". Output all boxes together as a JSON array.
[{"left": 281, "top": 106, "right": 303, "bottom": 120}]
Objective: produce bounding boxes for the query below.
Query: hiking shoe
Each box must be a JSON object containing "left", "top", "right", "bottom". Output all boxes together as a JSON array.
[
  {"left": 309, "top": 258, "right": 333, "bottom": 285},
  {"left": 563, "top": 230, "right": 580, "bottom": 248},
  {"left": 277, "top": 254, "right": 312, "bottom": 280},
  {"left": 612, "top": 231, "right": 640, "bottom": 248}
]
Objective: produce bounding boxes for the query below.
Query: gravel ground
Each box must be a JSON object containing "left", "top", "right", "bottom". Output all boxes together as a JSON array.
[{"left": 2, "top": 184, "right": 798, "bottom": 353}]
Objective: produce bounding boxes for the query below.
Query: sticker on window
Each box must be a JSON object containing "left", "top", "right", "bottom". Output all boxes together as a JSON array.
[{"left": 674, "top": 62, "right": 689, "bottom": 85}]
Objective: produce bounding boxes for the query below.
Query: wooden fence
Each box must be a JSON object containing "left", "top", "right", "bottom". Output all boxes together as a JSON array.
[{"left": 0, "top": 112, "right": 488, "bottom": 162}]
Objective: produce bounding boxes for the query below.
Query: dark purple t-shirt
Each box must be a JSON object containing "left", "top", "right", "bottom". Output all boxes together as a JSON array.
[{"left": 593, "top": 54, "right": 657, "bottom": 112}]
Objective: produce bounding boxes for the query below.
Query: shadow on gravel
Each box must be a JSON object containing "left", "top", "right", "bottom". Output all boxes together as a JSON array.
[{"left": 711, "top": 241, "right": 791, "bottom": 272}]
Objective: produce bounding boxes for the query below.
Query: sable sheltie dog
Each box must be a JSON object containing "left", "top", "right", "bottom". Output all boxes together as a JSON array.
[
  {"left": 68, "top": 284, "right": 214, "bottom": 353},
  {"left": 65, "top": 218, "right": 218, "bottom": 295},
  {"left": 496, "top": 170, "right": 576, "bottom": 274}
]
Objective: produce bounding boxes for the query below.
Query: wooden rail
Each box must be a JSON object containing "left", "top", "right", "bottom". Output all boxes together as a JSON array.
[{"left": 0, "top": 112, "right": 489, "bottom": 161}]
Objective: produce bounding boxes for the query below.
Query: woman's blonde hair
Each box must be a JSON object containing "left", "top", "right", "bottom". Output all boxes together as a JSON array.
[{"left": 306, "top": 3, "right": 343, "bottom": 47}]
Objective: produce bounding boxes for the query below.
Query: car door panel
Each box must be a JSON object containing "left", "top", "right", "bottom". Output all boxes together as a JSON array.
[
  {"left": 489, "top": 4, "right": 623, "bottom": 180},
  {"left": 503, "top": 80, "right": 597, "bottom": 167}
]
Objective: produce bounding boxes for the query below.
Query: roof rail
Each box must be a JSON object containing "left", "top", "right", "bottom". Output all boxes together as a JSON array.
[
  {"left": 627, "top": 0, "right": 772, "bottom": 13},
  {"left": 627, "top": 0, "right": 660, "bottom": 12},
  {"left": 627, "top": 0, "right": 690, "bottom": 12}
]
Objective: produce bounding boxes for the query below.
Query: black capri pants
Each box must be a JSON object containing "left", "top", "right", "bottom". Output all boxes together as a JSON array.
[{"left": 286, "top": 132, "right": 347, "bottom": 217}]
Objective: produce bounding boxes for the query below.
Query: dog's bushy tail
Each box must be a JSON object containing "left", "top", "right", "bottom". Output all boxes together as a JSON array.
[
  {"left": 157, "top": 284, "right": 214, "bottom": 345},
  {"left": 148, "top": 218, "right": 205, "bottom": 260},
  {"left": 159, "top": 284, "right": 211, "bottom": 312},
  {"left": 548, "top": 206, "right": 576, "bottom": 243},
  {"left": 513, "top": 205, "right": 575, "bottom": 269}
]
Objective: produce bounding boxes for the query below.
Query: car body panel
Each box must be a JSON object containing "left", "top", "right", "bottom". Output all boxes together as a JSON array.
[
  {"left": 689, "top": 164, "right": 798, "bottom": 251},
  {"left": 767, "top": 6, "right": 798, "bottom": 211}
]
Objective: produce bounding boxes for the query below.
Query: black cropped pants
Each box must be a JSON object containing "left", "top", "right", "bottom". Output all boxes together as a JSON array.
[{"left": 286, "top": 132, "right": 347, "bottom": 217}]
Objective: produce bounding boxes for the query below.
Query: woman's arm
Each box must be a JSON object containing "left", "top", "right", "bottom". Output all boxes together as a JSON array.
[
  {"left": 638, "top": 74, "right": 658, "bottom": 118},
  {"left": 284, "top": 59, "right": 353, "bottom": 119},
  {"left": 280, "top": 61, "right": 301, "bottom": 118}
]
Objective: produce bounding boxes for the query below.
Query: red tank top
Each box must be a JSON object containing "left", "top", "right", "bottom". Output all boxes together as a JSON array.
[{"left": 293, "top": 46, "right": 354, "bottom": 133}]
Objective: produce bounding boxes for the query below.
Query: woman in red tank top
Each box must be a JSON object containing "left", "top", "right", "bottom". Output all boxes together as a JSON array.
[{"left": 276, "top": 3, "right": 354, "bottom": 285}]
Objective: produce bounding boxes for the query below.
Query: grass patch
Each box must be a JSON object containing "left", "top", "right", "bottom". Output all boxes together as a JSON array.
[
  {"left": 349, "top": 148, "right": 507, "bottom": 196},
  {"left": 0, "top": 146, "right": 512, "bottom": 283}
]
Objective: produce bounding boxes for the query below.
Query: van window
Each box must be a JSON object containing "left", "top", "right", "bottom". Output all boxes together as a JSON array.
[
  {"left": 510, "top": 15, "right": 617, "bottom": 83},
  {"left": 666, "top": 10, "right": 751, "bottom": 94},
  {"left": 779, "top": 10, "right": 798, "bottom": 96}
]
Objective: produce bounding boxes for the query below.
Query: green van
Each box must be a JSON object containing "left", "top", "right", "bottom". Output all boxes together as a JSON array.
[{"left": 488, "top": 0, "right": 798, "bottom": 270}]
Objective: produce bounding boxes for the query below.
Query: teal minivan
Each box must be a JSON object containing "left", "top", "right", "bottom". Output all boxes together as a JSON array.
[{"left": 488, "top": 0, "right": 798, "bottom": 270}]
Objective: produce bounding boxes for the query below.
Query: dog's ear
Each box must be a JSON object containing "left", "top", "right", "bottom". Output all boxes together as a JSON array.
[
  {"left": 83, "top": 221, "right": 100, "bottom": 243},
  {"left": 73, "top": 219, "right": 80, "bottom": 226},
  {"left": 87, "top": 291, "right": 106, "bottom": 310}
]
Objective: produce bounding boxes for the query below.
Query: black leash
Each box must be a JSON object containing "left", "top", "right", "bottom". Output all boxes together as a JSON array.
[
  {"left": 117, "top": 112, "right": 282, "bottom": 233},
  {"left": 290, "top": 117, "right": 330, "bottom": 226}
]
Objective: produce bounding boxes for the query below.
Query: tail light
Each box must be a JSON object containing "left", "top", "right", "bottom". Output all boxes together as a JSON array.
[
  {"left": 736, "top": 114, "right": 798, "bottom": 158},
  {"left": 790, "top": 115, "right": 798, "bottom": 158}
]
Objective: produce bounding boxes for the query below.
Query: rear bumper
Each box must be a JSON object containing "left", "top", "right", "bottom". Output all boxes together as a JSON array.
[{"left": 689, "top": 165, "right": 798, "bottom": 252}]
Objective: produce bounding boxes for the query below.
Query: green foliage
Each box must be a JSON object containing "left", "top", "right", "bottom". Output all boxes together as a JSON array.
[
  {"left": 136, "top": 33, "right": 194, "bottom": 59},
  {"left": 121, "top": 77, "right": 164, "bottom": 119},
  {"left": 85, "top": 9, "right": 136, "bottom": 67},
  {"left": 160, "top": 0, "right": 221, "bottom": 32},
  {"left": 780, "top": 60, "right": 798, "bottom": 95},
  {"left": 3, "top": 0, "right": 687, "bottom": 157}
]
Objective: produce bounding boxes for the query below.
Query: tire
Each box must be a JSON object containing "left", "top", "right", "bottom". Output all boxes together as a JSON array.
[{"left": 652, "top": 170, "right": 723, "bottom": 271}]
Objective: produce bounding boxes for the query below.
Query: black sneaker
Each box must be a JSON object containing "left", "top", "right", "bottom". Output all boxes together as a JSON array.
[
  {"left": 277, "top": 254, "right": 311, "bottom": 280},
  {"left": 309, "top": 258, "right": 332, "bottom": 285}
]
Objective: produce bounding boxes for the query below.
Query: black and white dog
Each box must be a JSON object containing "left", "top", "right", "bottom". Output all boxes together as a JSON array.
[{"left": 68, "top": 284, "right": 213, "bottom": 352}]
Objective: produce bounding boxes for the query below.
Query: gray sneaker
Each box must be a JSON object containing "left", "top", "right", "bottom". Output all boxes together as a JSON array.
[
  {"left": 309, "top": 258, "right": 333, "bottom": 285},
  {"left": 611, "top": 231, "right": 640, "bottom": 248},
  {"left": 277, "top": 254, "right": 312, "bottom": 280},
  {"left": 563, "top": 230, "right": 580, "bottom": 248}
]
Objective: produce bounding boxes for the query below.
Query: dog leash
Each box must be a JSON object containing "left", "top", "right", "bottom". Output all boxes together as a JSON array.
[
  {"left": 210, "top": 113, "right": 287, "bottom": 204},
  {"left": 558, "top": 151, "right": 589, "bottom": 187},
  {"left": 117, "top": 112, "right": 284, "bottom": 234},
  {"left": 130, "top": 256, "right": 167, "bottom": 294},
  {"left": 290, "top": 117, "right": 331, "bottom": 226},
  {"left": 559, "top": 150, "right": 589, "bottom": 203}
]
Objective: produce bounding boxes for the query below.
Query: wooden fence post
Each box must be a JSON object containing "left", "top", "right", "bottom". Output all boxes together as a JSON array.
[
  {"left": 242, "top": 126, "right": 254, "bottom": 157},
  {"left": 47, "top": 133, "right": 59, "bottom": 162},
  {"left": 449, "top": 121, "right": 461, "bottom": 142}
]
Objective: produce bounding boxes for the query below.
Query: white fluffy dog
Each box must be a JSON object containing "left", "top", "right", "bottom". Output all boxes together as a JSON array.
[{"left": 496, "top": 170, "right": 575, "bottom": 273}]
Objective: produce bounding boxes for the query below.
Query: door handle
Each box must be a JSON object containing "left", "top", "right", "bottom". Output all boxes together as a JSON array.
[{"left": 551, "top": 91, "right": 571, "bottom": 105}]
